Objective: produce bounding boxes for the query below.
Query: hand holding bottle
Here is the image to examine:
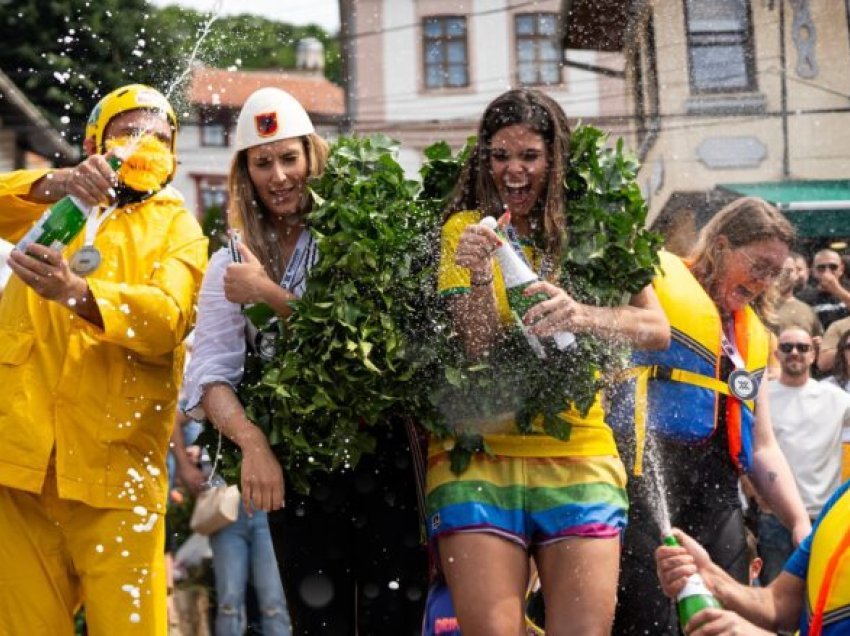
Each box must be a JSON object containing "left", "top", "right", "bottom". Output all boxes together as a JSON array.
[
  {"left": 223, "top": 241, "right": 276, "bottom": 306},
  {"left": 454, "top": 221, "right": 503, "bottom": 280},
  {"left": 6, "top": 242, "right": 87, "bottom": 304},
  {"left": 522, "top": 279, "right": 584, "bottom": 337},
  {"left": 677, "top": 607, "right": 772, "bottom": 636},
  {"left": 655, "top": 529, "right": 712, "bottom": 598},
  {"left": 25, "top": 153, "right": 118, "bottom": 207}
]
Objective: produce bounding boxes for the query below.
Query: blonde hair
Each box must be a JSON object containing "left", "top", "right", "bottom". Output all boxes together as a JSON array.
[
  {"left": 228, "top": 132, "right": 329, "bottom": 281},
  {"left": 689, "top": 197, "right": 795, "bottom": 326}
]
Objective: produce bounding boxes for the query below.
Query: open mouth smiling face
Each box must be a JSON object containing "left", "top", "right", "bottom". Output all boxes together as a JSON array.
[{"left": 488, "top": 124, "right": 549, "bottom": 221}]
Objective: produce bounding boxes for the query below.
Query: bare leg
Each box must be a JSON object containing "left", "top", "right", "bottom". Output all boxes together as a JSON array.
[
  {"left": 439, "top": 532, "right": 529, "bottom": 636},
  {"left": 536, "top": 536, "right": 620, "bottom": 636}
]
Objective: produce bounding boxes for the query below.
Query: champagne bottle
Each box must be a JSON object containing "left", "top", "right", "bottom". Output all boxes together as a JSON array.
[
  {"left": 662, "top": 535, "right": 722, "bottom": 628},
  {"left": 478, "top": 216, "right": 575, "bottom": 354},
  {"left": 0, "top": 156, "right": 125, "bottom": 288}
]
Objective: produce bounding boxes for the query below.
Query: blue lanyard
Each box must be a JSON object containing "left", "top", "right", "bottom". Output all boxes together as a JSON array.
[{"left": 505, "top": 223, "right": 550, "bottom": 279}]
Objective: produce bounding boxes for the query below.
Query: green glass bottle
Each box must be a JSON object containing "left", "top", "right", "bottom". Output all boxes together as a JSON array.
[
  {"left": 663, "top": 535, "right": 722, "bottom": 628},
  {"left": 0, "top": 156, "right": 123, "bottom": 287},
  {"left": 15, "top": 155, "right": 123, "bottom": 255}
]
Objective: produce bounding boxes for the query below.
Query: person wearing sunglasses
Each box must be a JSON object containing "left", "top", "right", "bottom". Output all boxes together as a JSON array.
[
  {"left": 758, "top": 327, "right": 850, "bottom": 585},
  {"left": 798, "top": 249, "right": 850, "bottom": 330},
  {"left": 609, "top": 197, "right": 812, "bottom": 635}
]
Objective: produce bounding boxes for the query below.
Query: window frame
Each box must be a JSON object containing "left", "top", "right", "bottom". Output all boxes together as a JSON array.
[
  {"left": 683, "top": 0, "right": 757, "bottom": 95},
  {"left": 422, "top": 15, "right": 470, "bottom": 90},
  {"left": 197, "top": 107, "right": 230, "bottom": 148},
  {"left": 514, "top": 12, "right": 562, "bottom": 87}
]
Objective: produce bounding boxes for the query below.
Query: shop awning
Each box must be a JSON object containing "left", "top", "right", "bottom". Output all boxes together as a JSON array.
[{"left": 717, "top": 180, "right": 850, "bottom": 238}]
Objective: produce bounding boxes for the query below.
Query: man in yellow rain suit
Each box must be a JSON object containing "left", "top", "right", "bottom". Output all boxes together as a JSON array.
[{"left": 0, "top": 84, "right": 207, "bottom": 635}]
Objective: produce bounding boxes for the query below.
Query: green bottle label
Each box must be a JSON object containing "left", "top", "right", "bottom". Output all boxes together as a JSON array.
[
  {"left": 678, "top": 590, "right": 722, "bottom": 627},
  {"left": 677, "top": 575, "right": 721, "bottom": 627},
  {"left": 17, "top": 197, "right": 87, "bottom": 253}
]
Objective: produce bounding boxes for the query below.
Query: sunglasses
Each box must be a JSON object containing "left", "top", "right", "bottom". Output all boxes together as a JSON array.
[
  {"left": 778, "top": 342, "right": 813, "bottom": 354},
  {"left": 815, "top": 263, "right": 840, "bottom": 272}
]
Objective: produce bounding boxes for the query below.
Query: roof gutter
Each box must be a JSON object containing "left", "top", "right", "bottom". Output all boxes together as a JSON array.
[
  {"left": 0, "top": 70, "right": 78, "bottom": 164},
  {"left": 781, "top": 201, "right": 850, "bottom": 211}
]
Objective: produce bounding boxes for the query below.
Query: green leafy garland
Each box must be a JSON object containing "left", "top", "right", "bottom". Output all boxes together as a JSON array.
[{"left": 214, "top": 126, "right": 662, "bottom": 492}]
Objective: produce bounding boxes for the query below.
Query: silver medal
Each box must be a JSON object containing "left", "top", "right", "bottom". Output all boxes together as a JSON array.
[
  {"left": 728, "top": 368, "right": 758, "bottom": 401},
  {"left": 69, "top": 246, "right": 102, "bottom": 276}
]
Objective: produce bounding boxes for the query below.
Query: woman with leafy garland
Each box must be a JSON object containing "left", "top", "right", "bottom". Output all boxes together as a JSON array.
[
  {"left": 429, "top": 88, "right": 670, "bottom": 634},
  {"left": 609, "top": 198, "right": 812, "bottom": 635},
  {"left": 183, "top": 88, "right": 427, "bottom": 634}
]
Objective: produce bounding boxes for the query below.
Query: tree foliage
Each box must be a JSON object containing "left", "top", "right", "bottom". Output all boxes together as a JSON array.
[{"left": 0, "top": 1, "right": 340, "bottom": 145}]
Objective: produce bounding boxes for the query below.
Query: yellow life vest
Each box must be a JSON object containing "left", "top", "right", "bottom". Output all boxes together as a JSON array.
[{"left": 609, "top": 251, "right": 771, "bottom": 474}]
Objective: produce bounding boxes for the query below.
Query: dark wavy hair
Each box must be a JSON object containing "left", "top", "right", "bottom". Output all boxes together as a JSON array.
[{"left": 445, "top": 88, "right": 570, "bottom": 263}]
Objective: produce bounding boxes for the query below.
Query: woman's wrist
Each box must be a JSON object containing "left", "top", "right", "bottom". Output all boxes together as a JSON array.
[{"left": 470, "top": 270, "right": 493, "bottom": 287}]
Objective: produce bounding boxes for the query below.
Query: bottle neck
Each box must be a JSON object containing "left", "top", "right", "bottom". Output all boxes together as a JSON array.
[{"left": 492, "top": 242, "right": 537, "bottom": 289}]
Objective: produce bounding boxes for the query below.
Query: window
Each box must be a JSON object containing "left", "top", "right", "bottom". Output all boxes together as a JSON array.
[
  {"left": 198, "top": 107, "right": 230, "bottom": 147},
  {"left": 515, "top": 13, "right": 562, "bottom": 86},
  {"left": 199, "top": 179, "right": 228, "bottom": 213},
  {"left": 423, "top": 16, "right": 469, "bottom": 89},
  {"left": 684, "top": 0, "right": 756, "bottom": 93},
  {"left": 200, "top": 122, "right": 227, "bottom": 147}
]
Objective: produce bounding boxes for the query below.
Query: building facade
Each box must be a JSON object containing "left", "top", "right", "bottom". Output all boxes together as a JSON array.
[
  {"left": 342, "top": 0, "right": 627, "bottom": 175},
  {"left": 562, "top": 0, "right": 850, "bottom": 250}
]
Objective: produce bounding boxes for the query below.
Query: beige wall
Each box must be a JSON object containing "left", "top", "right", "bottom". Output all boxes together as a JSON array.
[
  {"left": 352, "top": 0, "right": 385, "bottom": 126},
  {"left": 639, "top": 0, "right": 850, "bottom": 224}
]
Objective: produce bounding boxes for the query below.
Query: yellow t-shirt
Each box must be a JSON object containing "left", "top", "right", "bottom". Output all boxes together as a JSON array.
[{"left": 436, "top": 210, "right": 616, "bottom": 457}]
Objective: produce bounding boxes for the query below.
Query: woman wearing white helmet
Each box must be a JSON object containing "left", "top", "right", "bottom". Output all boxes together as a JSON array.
[{"left": 183, "top": 87, "right": 427, "bottom": 634}]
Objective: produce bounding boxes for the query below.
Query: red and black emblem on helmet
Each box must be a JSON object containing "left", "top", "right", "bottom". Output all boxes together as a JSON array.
[{"left": 254, "top": 112, "right": 278, "bottom": 137}]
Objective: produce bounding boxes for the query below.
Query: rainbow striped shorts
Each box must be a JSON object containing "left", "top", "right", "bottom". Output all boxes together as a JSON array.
[{"left": 425, "top": 451, "right": 628, "bottom": 547}]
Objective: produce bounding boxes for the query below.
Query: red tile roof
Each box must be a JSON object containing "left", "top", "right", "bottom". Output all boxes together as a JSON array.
[{"left": 188, "top": 66, "right": 345, "bottom": 117}]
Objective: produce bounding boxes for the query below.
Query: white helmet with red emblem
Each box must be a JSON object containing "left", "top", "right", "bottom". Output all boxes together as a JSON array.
[{"left": 234, "top": 87, "right": 315, "bottom": 152}]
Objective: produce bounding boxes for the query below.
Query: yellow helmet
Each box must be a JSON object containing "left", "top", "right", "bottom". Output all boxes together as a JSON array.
[{"left": 85, "top": 84, "right": 178, "bottom": 156}]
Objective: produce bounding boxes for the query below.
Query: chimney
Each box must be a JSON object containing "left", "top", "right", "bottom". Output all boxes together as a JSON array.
[{"left": 296, "top": 37, "right": 325, "bottom": 76}]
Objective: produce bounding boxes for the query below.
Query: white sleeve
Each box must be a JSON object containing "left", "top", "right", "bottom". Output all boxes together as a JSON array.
[{"left": 182, "top": 248, "right": 247, "bottom": 420}]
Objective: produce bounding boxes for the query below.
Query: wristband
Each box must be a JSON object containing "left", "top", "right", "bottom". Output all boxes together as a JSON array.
[{"left": 470, "top": 275, "right": 493, "bottom": 287}]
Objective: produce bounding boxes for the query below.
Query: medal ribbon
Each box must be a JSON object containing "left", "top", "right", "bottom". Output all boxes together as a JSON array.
[
  {"left": 83, "top": 204, "right": 118, "bottom": 247},
  {"left": 723, "top": 311, "right": 750, "bottom": 472},
  {"left": 505, "top": 223, "right": 551, "bottom": 279}
]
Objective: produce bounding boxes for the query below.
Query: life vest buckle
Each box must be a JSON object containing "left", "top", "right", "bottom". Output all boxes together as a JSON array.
[{"left": 650, "top": 365, "right": 673, "bottom": 381}]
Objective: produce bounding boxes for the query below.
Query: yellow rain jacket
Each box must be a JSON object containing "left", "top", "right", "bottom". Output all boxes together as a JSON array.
[{"left": 0, "top": 169, "right": 207, "bottom": 513}]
